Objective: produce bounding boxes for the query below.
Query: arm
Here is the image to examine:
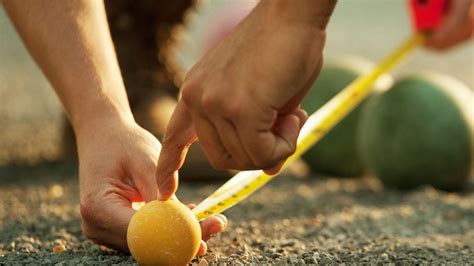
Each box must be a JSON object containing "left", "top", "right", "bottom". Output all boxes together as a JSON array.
[
  {"left": 156, "top": 0, "right": 337, "bottom": 199},
  {"left": 3, "top": 0, "right": 131, "bottom": 132},
  {"left": 3, "top": 0, "right": 225, "bottom": 253}
]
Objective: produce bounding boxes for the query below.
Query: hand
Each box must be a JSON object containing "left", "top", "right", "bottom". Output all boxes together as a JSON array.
[
  {"left": 156, "top": 0, "right": 336, "bottom": 200},
  {"left": 425, "top": 0, "right": 474, "bottom": 50},
  {"left": 77, "top": 116, "right": 226, "bottom": 255}
]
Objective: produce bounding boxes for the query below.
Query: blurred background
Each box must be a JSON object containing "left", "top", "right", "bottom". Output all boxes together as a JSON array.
[{"left": 0, "top": 0, "right": 472, "bottom": 166}]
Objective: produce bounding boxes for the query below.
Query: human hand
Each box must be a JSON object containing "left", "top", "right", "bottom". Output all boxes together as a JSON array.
[
  {"left": 156, "top": 0, "right": 336, "bottom": 200},
  {"left": 76, "top": 115, "right": 226, "bottom": 254},
  {"left": 425, "top": 0, "right": 474, "bottom": 50}
]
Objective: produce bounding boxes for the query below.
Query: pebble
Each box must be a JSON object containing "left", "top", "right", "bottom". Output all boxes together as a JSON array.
[{"left": 52, "top": 245, "right": 66, "bottom": 253}]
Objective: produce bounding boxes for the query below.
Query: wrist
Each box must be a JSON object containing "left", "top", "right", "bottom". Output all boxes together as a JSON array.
[
  {"left": 259, "top": 0, "right": 336, "bottom": 30},
  {"left": 71, "top": 98, "right": 135, "bottom": 141}
]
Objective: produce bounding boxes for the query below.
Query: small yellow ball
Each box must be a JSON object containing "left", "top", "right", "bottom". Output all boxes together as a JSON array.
[{"left": 127, "top": 200, "right": 201, "bottom": 266}]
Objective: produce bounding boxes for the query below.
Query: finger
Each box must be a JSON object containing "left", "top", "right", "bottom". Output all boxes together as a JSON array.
[
  {"left": 426, "top": 19, "right": 473, "bottom": 49},
  {"left": 197, "top": 240, "right": 207, "bottom": 256},
  {"left": 186, "top": 203, "right": 228, "bottom": 235},
  {"left": 293, "top": 108, "right": 309, "bottom": 128},
  {"left": 192, "top": 114, "right": 233, "bottom": 170},
  {"left": 200, "top": 214, "right": 227, "bottom": 241},
  {"left": 263, "top": 161, "right": 285, "bottom": 175},
  {"left": 82, "top": 209, "right": 135, "bottom": 252},
  {"left": 129, "top": 158, "right": 159, "bottom": 202},
  {"left": 240, "top": 109, "right": 301, "bottom": 169},
  {"left": 188, "top": 196, "right": 210, "bottom": 257},
  {"left": 187, "top": 204, "right": 227, "bottom": 256},
  {"left": 426, "top": 0, "right": 473, "bottom": 49},
  {"left": 156, "top": 100, "right": 197, "bottom": 200},
  {"left": 81, "top": 189, "right": 136, "bottom": 252},
  {"left": 210, "top": 115, "right": 254, "bottom": 169},
  {"left": 263, "top": 108, "right": 308, "bottom": 175}
]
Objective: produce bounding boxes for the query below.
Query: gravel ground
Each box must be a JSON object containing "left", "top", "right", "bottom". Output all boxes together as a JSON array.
[{"left": 1, "top": 162, "right": 473, "bottom": 264}]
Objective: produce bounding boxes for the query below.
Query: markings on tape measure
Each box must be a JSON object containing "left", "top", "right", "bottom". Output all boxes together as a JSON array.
[{"left": 193, "top": 33, "right": 425, "bottom": 221}]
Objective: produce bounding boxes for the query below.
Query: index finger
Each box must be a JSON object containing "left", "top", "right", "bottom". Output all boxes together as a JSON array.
[{"left": 156, "top": 100, "right": 197, "bottom": 200}]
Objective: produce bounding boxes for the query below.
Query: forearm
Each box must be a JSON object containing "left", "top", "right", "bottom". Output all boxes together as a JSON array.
[
  {"left": 3, "top": 0, "right": 132, "bottom": 135},
  {"left": 259, "top": 0, "right": 337, "bottom": 29}
]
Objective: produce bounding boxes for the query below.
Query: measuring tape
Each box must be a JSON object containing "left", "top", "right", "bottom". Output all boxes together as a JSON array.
[{"left": 192, "top": 33, "right": 425, "bottom": 221}]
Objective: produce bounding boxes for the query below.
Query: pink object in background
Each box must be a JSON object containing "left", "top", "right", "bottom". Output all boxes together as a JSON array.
[{"left": 203, "top": 4, "right": 254, "bottom": 53}]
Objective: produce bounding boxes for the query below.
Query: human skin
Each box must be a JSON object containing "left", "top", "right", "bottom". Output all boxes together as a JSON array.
[
  {"left": 3, "top": 0, "right": 226, "bottom": 254},
  {"left": 155, "top": 0, "right": 473, "bottom": 201},
  {"left": 425, "top": 0, "right": 474, "bottom": 50}
]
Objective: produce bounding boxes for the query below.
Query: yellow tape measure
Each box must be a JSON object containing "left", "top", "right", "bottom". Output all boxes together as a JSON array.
[{"left": 192, "top": 33, "right": 425, "bottom": 221}]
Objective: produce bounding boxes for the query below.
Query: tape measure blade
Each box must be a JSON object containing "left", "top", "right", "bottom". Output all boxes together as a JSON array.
[{"left": 192, "top": 170, "right": 263, "bottom": 216}]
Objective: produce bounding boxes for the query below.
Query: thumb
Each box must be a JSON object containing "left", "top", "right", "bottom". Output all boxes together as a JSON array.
[
  {"left": 156, "top": 100, "right": 196, "bottom": 200},
  {"left": 263, "top": 109, "right": 306, "bottom": 175},
  {"left": 268, "top": 113, "right": 300, "bottom": 161}
]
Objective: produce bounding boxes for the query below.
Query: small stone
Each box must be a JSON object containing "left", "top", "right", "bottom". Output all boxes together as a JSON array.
[
  {"left": 287, "top": 255, "right": 299, "bottom": 264},
  {"left": 197, "top": 259, "right": 208, "bottom": 266},
  {"left": 52, "top": 244, "right": 66, "bottom": 253},
  {"left": 336, "top": 233, "right": 346, "bottom": 241},
  {"left": 281, "top": 239, "right": 296, "bottom": 247}
]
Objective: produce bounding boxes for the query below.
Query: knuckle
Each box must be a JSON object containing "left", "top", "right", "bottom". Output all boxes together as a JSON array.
[
  {"left": 222, "top": 102, "right": 242, "bottom": 119},
  {"left": 201, "top": 93, "right": 219, "bottom": 113},
  {"left": 181, "top": 79, "right": 199, "bottom": 106},
  {"left": 180, "top": 89, "right": 193, "bottom": 107}
]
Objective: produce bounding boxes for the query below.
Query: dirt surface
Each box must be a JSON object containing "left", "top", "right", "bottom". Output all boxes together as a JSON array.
[{"left": 1, "top": 162, "right": 473, "bottom": 264}]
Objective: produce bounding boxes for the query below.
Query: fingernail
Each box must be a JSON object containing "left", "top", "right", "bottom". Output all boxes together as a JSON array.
[
  {"left": 198, "top": 241, "right": 207, "bottom": 256},
  {"left": 215, "top": 214, "right": 228, "bottom": 227}
]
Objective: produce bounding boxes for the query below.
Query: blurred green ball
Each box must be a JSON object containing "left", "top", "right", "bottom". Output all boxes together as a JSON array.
[
  {"left": 360, "top": 72, "right": 473, "bottom": 190},
  {"left": 301, "top": 55, "right": 392, "bottom": 177}
]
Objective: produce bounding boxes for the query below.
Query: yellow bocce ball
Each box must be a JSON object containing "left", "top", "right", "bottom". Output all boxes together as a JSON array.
[{"left": 127, "top": 200, "right": 201, "bottom": 265}]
